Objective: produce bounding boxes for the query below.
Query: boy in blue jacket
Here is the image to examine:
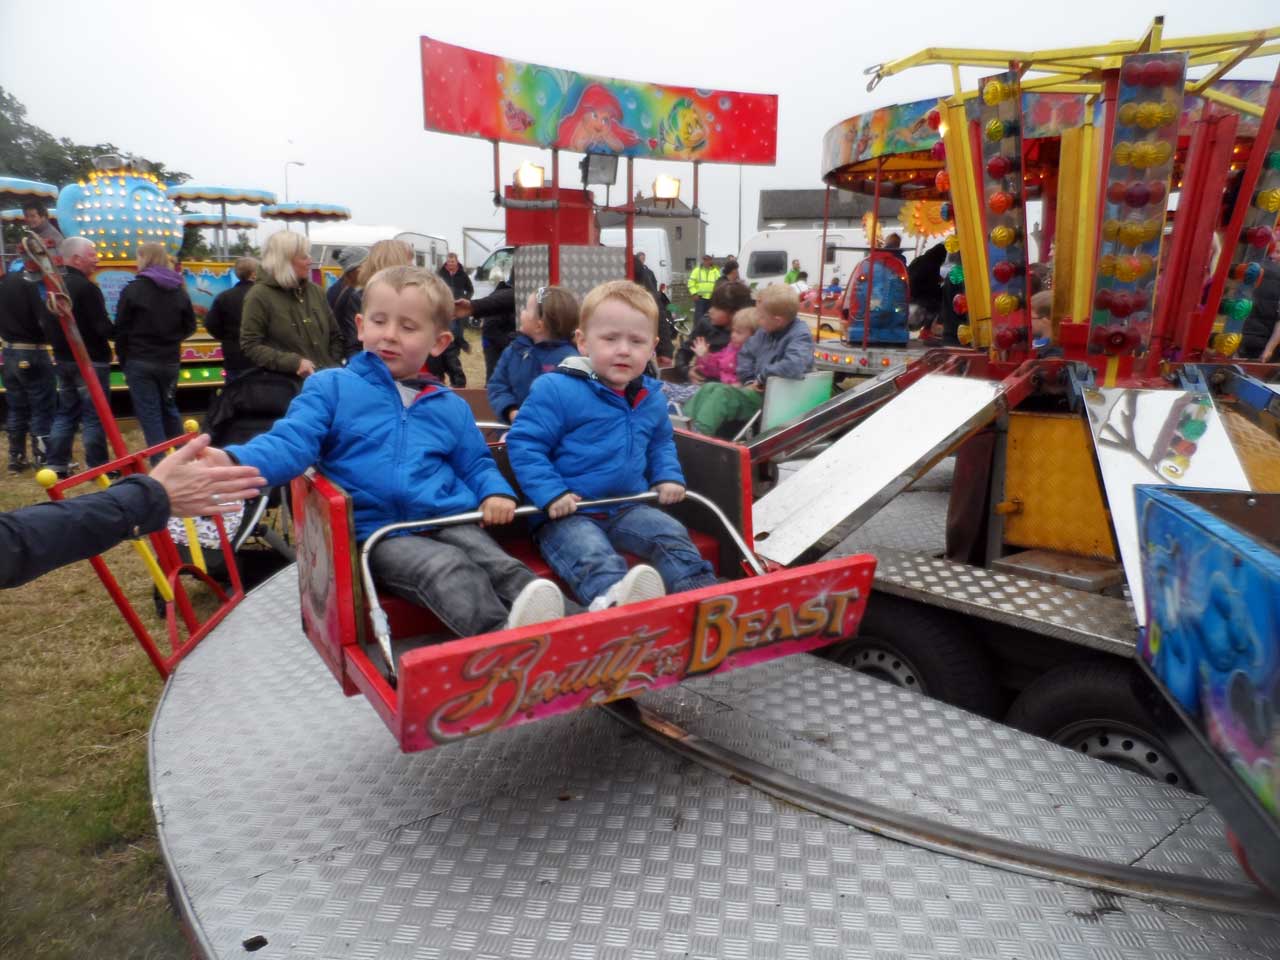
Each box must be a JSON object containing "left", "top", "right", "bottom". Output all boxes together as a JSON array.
[
  {"left": 206, "top": 265, "right": 566, "bottom": 637},
  {"left": 507, "top": 280, "right": 717, "bottom": 611},
  {"left": 486, "top": 285, "right": 580, "bottom": 424}
]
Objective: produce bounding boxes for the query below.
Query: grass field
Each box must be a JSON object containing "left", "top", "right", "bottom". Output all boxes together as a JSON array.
[{"left": 0, "top": 335, "right": 489, "bottom": 957}]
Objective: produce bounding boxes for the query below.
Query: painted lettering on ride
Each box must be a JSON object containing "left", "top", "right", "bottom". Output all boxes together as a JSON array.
[
  {"left": 426, "top": 587, "right": 858, "bottom": 743},
  {"left": 686, "top": 589, "right": 857, "bottom": 675}
]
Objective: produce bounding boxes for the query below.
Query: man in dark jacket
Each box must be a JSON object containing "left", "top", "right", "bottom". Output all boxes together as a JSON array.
[
  {"left": 204, "top": 257, "right": 258, "bottom": 382},
  {"left": 673, "top": 280, "right": 753, "bottom": 381},
  {"left": 0, "top": 433, "right": 264, "bottom": 589},
  {"left": 462, "top": 270, "right": 517, "bottom": 380},
  {"left": 1241, "top": 257, "right": 1280, "bottom": 361},
  {"left": 0, "top": 261, "right": 58, "bottom": 472},
  {"left": 44, "top": 238, "right": 117, "bottom": 477},
  {"left": 431, "top": 252, "right": 472, "bottom": 386}
]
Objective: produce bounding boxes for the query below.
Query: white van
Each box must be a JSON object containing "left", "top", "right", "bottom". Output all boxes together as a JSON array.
[
  {"left": 738, "top": 227, "right": 879, "bottom": 292},
  {"left": 309, "top": 225, "right": 449, "bottom": 272},
  {"left": 599, "top": 228, "right": 673, "bottom": 290}
]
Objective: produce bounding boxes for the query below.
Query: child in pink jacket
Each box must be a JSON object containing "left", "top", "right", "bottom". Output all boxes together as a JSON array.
[{"left": 691, "top": 307, "right": 758, "bottom": 384}]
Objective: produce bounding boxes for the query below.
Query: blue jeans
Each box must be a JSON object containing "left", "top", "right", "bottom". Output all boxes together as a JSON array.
[
  {"left": 534, "top": 504, "right": 717, "bottom": 605},
  {"left": 2, "top": 346, "right": 57, "bottom": 447},
  {"left": 368, "top": 523, "right": 538, "bottom": 637},
  {"left": 123, "top": 359, "right": 180, "bottom": 460},
  {"left": 48, "top": 360, "right": 113, "bottom": 470}
]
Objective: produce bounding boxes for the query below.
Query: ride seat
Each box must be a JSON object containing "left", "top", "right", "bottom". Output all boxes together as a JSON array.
[{"left": 379, "top": 525, "right": 722, "bottom": 641}]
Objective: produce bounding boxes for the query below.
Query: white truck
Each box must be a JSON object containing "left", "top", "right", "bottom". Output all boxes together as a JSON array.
[
  {"left": 738, "top": 226, "right": 883, "bottom": 291},
  {"left": 469, "top": 228, "right": 675, "bottom": 300}
]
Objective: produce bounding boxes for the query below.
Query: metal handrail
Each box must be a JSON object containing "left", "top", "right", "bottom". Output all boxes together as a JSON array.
[{"left": 358, "top": 489, "right": 763, "bottom": 676}]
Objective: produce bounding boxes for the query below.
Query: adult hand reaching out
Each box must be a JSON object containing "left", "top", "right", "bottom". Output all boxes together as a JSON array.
[
  {"left": 153, "top": 435, "right": 266, "bottom": 516},
  {"left": 297, "top": 358, "right": 317, "bottom": 377}
]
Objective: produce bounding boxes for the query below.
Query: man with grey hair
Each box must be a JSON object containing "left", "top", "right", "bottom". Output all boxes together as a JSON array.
[
  {"left": 204, "top": 257, "right": 259, "bottom": 382},
  {"left": 45, "top": 236, "right": 115, "bottom": 477}
]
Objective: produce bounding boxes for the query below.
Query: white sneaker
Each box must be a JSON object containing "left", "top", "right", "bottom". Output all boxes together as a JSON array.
[
  {"left": 588, "top": 564, "right": 666, "bottom": 612},
  {"left": 505, "top": 578, "right": 565, "bottom": 630}
]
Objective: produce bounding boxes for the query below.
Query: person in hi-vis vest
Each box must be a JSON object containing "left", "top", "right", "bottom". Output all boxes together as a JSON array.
[{"left": 687, "top": 253, "right": 721, "bottom": 324}]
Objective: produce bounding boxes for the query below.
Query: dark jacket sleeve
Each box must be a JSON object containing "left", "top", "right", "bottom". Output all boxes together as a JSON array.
[
  {"left": 0, "top": 476, "right": 169, "bottom": 589},
  {"left": 180, "top": 292, "right": 197, "bottom": 340},
  {"left": 204, "top": 291, "right": 228, "bottom": 341},
  {"left": 468, "top": 285, "right": 514, "bottom": 319},
  {"left": 113, "top": 284, "right": 135, "bottom": 363},
  {"left": 485, "top": 346, "right": 520, "bottom": 422},
  {"left": 460, "top": 271, "right": 473, "bottom": 299},
  {"left": 85, "top": 281, "right": 112, "bottom": 344}
]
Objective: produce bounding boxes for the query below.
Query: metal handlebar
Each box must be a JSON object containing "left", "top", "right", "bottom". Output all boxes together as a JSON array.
[{"left": 358, "top": 489, "right": 764, "bottom": 677}]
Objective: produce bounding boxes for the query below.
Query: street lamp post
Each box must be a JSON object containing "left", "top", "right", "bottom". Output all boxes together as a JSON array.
[{"left": 283, "top": 161, "right": 305, "bottom": 231}]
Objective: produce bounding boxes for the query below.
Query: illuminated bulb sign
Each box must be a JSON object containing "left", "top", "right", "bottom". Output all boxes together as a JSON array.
[{"left": 55, "top": 167, "right": 183, "bottom": 260}]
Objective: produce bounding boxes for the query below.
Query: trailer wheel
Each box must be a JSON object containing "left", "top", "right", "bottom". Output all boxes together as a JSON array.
[
  {"left": 825, "top": 595, "right": 1001, "bottom": 717},
  {"left": 1005, "top": 661, "right": 1192, "bottom": 789}
]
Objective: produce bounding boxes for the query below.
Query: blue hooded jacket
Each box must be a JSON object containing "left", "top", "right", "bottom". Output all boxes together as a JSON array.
[
  {"left": 486, "top": 334, "right": 578, "bottom": 422},
  {"left": 506, "top": 356, "right": 685, "bottom": 513},
  {"left": 226, "top": 351, "right": 515, "bottom": 541}
]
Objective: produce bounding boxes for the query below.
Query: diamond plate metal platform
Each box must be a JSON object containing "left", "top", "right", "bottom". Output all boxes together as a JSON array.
[{"left": 151, "top": 568, "right": 1280, "bottom": 958}]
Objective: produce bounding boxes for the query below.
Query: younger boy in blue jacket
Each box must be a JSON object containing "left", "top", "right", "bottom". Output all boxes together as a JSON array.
[
  {"left": 507, "top": 280, "right": 717, "bottom": 611},
  {"left": 486, "top": 285, "right": 580, "bottom": 424},
  {"left": 206, "top": 265, "right": 565, "bottom": 638}
]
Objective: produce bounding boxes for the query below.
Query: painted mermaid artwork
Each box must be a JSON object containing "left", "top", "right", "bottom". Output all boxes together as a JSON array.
[{"left": 556, "top": 84, "right": 641, "bottom": 153}]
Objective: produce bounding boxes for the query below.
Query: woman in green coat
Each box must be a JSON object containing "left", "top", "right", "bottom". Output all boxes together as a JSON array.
[{"left": 240, "top": 231, "right": 345, "bottom": 379}]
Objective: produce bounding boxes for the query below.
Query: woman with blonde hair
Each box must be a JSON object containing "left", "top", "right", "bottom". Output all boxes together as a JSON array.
[
  {"left": 115, "top": 242, "right": 196, "bottom": 458},
  {"left": 240, "top": 230, "right": 343, "bottom": 379}
]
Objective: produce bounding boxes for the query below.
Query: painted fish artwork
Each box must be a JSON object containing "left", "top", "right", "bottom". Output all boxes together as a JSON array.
[{"left": 421, "top": 37, "right": 777, "bottom": 165}]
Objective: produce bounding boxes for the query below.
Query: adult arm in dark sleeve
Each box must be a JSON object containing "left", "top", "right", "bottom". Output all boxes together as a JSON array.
[
  {"left": 113, "top": 285, "right": 134, "bottom": 363},
  {"left": 0, "top": 476, "right": 169, "bottom": 588},
  {"left": 180, "top": 292, "right": 197, "bottom": 340},
  {"left": 204, "top": 291, "right": 229, "bottom": 341},
  {"left": 460, "top": 270, "right": 473, "bottom": 299},
  {"left": 467, "top": 285, "right": 514, "bottom": 320}
]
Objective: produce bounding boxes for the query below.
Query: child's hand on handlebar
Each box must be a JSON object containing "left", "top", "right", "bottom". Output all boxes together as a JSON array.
[
  {"left": 480, "top": 496, "right": 516, "bottom": 526},
  {"left": 547, "top": 492, "right": 581, "bottom": 519},
  {"left": 653, "top": 482, "right": 686, "bottom": 505}
]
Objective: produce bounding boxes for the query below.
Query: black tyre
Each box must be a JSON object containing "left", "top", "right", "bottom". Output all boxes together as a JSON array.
[
  {"left": 824, "top": 594, "right": 1002, "bottom": 717},
  {"left": 1005, "top": 660, "right": 1192, "bottom": 789}
]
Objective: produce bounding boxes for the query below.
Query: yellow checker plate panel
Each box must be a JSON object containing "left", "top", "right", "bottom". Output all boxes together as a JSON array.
[
  {"left": 1004, "top": 412, "right": 1116, "bottom": 560},
  {"left": 1221, "top": 408, "right": 1280, "bottom": 492}
]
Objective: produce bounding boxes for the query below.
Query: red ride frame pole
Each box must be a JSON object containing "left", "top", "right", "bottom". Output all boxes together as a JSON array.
[
  {"left": 626, "top": 157, "right": 635, "bottom": 281},
  {"left": 815, "top": 183, "right": 831, "bottom": 343},
  {"left": 864, "top": 158, "right": 884, "bottom": 350},
  {"left": 551, "top": 148, "right": 561, "bottom": 285}
]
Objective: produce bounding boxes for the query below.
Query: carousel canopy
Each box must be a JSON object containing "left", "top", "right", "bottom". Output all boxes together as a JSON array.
[
  {"left": 167, "top": 184, "right": 277, "bottom": 205},
  {"left": 0, "top": 176, "right": 59, "bottom": 209},
  {"left": 260, "top": 202, "right": 351, "bottom": 223},
  {"left": 181, "top": 213, "right": 259, "bottom": 230},
  {"left": 2, "top": 207, "right": 58, "bottom": 224}
]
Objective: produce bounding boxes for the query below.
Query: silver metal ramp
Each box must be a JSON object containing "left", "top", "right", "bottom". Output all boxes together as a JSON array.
[
  {"left": 752, "top": 374, "right": 1004, "bottom": 566},
  {"left": 152, "top": 568, "right": 1280, "bottom": 958}
]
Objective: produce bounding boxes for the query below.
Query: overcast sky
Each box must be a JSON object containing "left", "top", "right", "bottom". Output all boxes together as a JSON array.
[{"left": 2, "top": 1, "right": 1276, "bottom": 259}]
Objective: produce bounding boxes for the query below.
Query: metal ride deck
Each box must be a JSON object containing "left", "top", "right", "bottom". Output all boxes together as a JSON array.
[{"left": 153, "top": 569, "right": 1280, "bottom": 959}]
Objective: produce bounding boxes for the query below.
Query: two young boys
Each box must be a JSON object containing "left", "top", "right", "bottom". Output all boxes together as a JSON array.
[{"left": 206, "top": 267, "right": 712, "bottom": 641}]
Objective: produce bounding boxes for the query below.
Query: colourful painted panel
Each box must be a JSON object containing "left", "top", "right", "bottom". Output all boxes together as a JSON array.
[
  {"left": 820, "top": 98, "right": 941, "bottom": 177},
  {"left": 420, "top": 37, "right": 777, "bottom": 165},
  {"left": 1088, "top": 53, "right": 1187, "bottom": 357},
  {"left": 1138, "top": 487, "right": 1280, "bottom": 820}
]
